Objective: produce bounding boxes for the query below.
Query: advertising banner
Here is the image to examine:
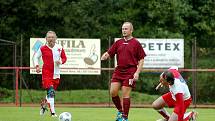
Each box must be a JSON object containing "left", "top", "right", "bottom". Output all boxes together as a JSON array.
[{"left": 30, "top": 38, "right": 101, "bottom": 75}]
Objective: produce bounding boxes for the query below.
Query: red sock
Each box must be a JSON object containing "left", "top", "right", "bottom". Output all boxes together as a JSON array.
[
  {"left": 123, "top": 97, "right": 130, "bottom": 119},
  {"left": 112, "top": 96, "right": 122, "bottom": 112}
]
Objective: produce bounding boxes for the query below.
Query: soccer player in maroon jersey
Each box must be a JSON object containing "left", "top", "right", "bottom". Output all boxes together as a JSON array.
[
  {"left": 34, "top": 31, "right": 67, "bottom": 117},
  {"left": 101, "top": 22, "right": 146, "bottom": 121}
]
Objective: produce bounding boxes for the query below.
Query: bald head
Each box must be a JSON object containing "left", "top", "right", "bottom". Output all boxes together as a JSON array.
[
  {"left": 123, "top": 22, "right": 133, "bottom": 31},
  {"left": 122, "top": 22, "right": 133, "bottom": 38}
]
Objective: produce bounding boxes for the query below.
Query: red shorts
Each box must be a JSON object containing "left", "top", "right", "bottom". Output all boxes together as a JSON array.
[
  {"left": 42, "top": 79, "right": 60, "bottom": 90},
  {"left": 111, "top": 67, "right": 137, "bottom": 88},
  {"left": 162, "top": 92, "right": 192, "bottom": 113}
]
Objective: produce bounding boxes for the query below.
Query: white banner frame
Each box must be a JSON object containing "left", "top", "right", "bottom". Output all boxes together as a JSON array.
[
  {"left": 30, "top": 38, "right": 101, "bottom": 75},
  {"left": 114, "top": 38, "right": 184, "bottom": 68}
]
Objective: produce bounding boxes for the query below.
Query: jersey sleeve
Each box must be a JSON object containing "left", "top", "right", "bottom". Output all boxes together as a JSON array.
[
  {"left": 33, "top": 48, "right": 42, "bottom": 67},
  {"left": 107, "top": 41, "right": 118, "bottom": 58},
  {"left": 60, "top": 48, "right": 67, "bottom": 64},
  {"left": 136, "top": 41, "right": 146, "bottom": 60}
]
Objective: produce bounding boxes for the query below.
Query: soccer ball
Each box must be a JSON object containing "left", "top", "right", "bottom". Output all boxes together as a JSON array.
[{"left": 58, "top": 112, "right": 72, "bottom": 121}]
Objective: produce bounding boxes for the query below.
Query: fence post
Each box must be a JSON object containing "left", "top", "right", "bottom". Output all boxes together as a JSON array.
[
  {"left": 192, "top": 39, "right": 197, "bottom": 107},
  {"left": 108, "top": 36, "right": 112, "bottom": 107},
  {"left": 15, "top": 67, "right": 19, "bottom": 106}
]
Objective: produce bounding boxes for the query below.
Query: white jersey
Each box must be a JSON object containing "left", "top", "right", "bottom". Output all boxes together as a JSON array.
[{"left": 169, "top": 78, "right": 191, "bottom": 100}]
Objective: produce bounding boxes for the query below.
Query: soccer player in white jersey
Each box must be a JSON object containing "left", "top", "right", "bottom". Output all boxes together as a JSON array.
[
  {"left": 34, "top": 31, "right": 67, "bottom": 117},
  {"left": 152, "top": 66, "right": 197, "bottom": 121}
]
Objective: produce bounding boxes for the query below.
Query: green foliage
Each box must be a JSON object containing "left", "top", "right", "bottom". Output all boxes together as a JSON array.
[
  {"left": 196, "top": 73, "right": 215, "bottom": 103},
  {"left": 192, "top": 0, "right": 215, "bottom": 48},
  {"left": 194, "top": 55, "right": 215, "bottom": 103},
  {"left": 0, "top": 87, "right": 12, "bottom": 102}
]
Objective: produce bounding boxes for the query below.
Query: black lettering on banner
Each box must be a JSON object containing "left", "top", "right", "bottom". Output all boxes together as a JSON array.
[
  {"left": 165, "top": 43, "right": 171, "bottom": 50},
  {"left": 173, "top": 43, "right": 180, "bottom": 51},
  {"left": 58, "top": 40, "right": 86, "bottom": 48},
  {"left": 141, "top": 43, "right": 146, "bottom": 48},
  {"left": 156, "top": 43, "right": 163, "bottom": 50},
  {"left": 149, "top": 43, "right": 154, "bottom": 50},
  {"left": 140, "top": 42, "right": 181, "bottom": 51}
]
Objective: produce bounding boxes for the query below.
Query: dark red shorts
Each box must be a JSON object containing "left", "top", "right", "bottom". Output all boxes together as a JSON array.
[
  {"left": 111, "top": 67, "right": 137, "bottom": 88},
  {"left": 162, "top": 92, "right": 192, "bottom": 113},
  {"left": 42, "top": 79, "right": 60, "bottom": 90}
]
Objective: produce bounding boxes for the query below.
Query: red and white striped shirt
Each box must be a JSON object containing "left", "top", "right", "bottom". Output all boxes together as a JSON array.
[
  {"left": 168, "top": 66, "right": 191, "bottom": 101},
  {"left": 34, "top": 44, "right": 67, "bottom": 80}
]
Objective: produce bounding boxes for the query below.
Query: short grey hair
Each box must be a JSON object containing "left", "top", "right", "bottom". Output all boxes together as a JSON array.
[
  {"left": 123, "top": 22, "right": 133, "bottom": 31},
  {"left": 46, "top": 31, "right": 57, "bottom": 38}
]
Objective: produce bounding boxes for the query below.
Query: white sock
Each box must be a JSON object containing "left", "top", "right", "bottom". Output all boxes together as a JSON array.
[{"left": 47, "top": 97, "right": 55, "bottom": 114}]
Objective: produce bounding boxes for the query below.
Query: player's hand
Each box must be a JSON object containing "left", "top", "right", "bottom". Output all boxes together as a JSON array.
[
  {"left": 55, "top": 60, "right": 61, "bottom": 65},
  {"left": 159, "top": 78, "right": 164, "bottom": 83},
  {"left": 36, "top": 66, "right": 41, "bottom": 73},
  {"left": 101, "top": 52, "right": 109, "bottom": 60},
  {"left": 133, "top": 72, "right": 139, "bottom": 80},
  {"left": 159, "top": 78, "right": 169, "bottom": 87}
]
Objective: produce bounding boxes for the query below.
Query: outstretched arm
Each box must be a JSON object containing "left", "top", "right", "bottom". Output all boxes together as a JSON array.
[{"left": 101, "top": 52, "right": 110, "bottom": 60}]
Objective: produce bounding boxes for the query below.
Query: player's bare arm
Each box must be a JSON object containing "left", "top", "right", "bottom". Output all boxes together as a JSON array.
[
  {"left": 133, "top": 59, "right": 144, "bottom": 80},
  {"left": 101, "top": 52, "right": 110, "bottom": 60}
]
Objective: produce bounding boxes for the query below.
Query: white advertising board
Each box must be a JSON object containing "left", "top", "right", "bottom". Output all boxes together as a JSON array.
[
  {"left": 30, "top": 38, "right": 101, "bottom": 75},
  {"left": 114, "top": 38, "right": 184, "bottom": 68}
]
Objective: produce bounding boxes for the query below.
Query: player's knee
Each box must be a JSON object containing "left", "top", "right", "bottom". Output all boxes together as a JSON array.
[
  {"left": 110, "top": 90, "right": 118, "bottom": 97},
  {"left": 152, "top": 101, "right": 160, "bottom": 110},
  {"left": 47, "top": 86, "right": 55, "bottom": 98}
]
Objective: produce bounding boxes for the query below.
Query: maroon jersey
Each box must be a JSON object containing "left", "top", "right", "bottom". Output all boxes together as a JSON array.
[{"left": 108, "top": 37, "right": 146, "bottom": 68}]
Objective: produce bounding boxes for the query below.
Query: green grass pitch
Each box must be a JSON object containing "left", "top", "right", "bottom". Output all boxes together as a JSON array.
[{"left": 0, "top": 107, "right": 214, "bottom": 121}]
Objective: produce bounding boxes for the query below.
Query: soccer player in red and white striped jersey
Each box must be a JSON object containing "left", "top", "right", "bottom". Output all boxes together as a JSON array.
[
  {"left": 152, "top": 66, "right": 197, "bottom": 121},
  {"left": 34, "top": 31, "right": 67, "bottom": 117}
]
